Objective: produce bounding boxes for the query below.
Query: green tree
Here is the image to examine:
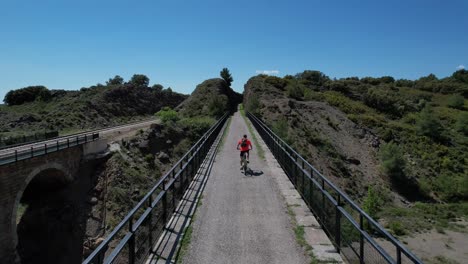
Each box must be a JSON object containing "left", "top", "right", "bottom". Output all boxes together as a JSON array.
[
  {"left": 456, "top": 113, "right": 468, "bottom": 135},
  {"left": 287, "top": 83, "right": 304, "bottom": 100},
  {"left": 220, "top": 68, "right": 233, "bottom": 86},
  {"left": 416, "top": 106, "right": 443, "bottom": 139},
  {"left": 152, "top": 84, "right": 163, "bottom": 92},
  {"left": 379, "top": 142, "right": 406, "bottom": 182},
  {"left": 129, "top": 74, "right": 150, "bottom": 87},
  {"left": 363, "top": 186, "right": 381, "bottom": 219},
  {"left": 296, "top": 70, "right": 330, "bottom": 86},
  {"left": 106, "top": 75, "right": 124, "bottom": 85},
  {"left": 4, "top": 86, "right": 51, "bottom": 105},
  {"left": 447, "top": 94, "right": 465, "bottom": 109},
  {"left": 208, "top": 95, "right": 228, "bottom": 117}
]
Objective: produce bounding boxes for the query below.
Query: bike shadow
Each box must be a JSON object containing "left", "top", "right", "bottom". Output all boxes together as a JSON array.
[{"left": 244, "top": 169, "right": 264, "bottom": 177}]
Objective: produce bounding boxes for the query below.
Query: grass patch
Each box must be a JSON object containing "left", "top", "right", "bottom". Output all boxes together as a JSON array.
[
  {"left": 16, "top": 203, "right": 28, "bottom": 224},
  {"left": 286, "top": 204, "right": 322, "bottom": 264},
  {"left": 379, "top": 202, "right": 468, "bottom": 235},
  {"left": 239, "top": 104, "right": 265, "bottom": 160},
  {"left": 219, "top": 116, "right": 232, "bottom": 150},
  {"left": 175, "top": 191, "right": 205, "bottom": 261}
]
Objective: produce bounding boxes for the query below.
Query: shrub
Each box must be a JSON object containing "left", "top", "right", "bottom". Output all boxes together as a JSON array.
[
  {"left": 303, "top": 89, "right": 324, "bottom": 101},
  {"left": 287, "top": 84, "right": 304, "bottom": 100},
  {"left": 265, "top": 76, "right": 287, "bottom": 90},
  {"left": 446, "top": 94, "right": 464, "bottom": 109},
  {"left": 379, "top": 142, "right": 406, "bottom": 183},
  {"left": 208, "top": 95, "right": 228, "bottom": 117},
  {"left": 272, "top": 118, "right": 289, "bottom": 141},
  {"left": 363, "top": 186, "right": 382, "bottom": 218},
  {"left": 416, "top": 106, "right": 443, "bottom": 140},
  {"left": 456, "top": 113, "right": 468, "bottom": 135},
  {"left": 388, "top": 221, "right": 406, "bottom": 236},
  {"left": 246, "top": 95, "right": 260, "bottom": 114},
  {"left": 156, "top": 107, "right": 179, "bottom": 123},
  {"left": 4, "top": 86, "right": 52, "bottom": 105}
]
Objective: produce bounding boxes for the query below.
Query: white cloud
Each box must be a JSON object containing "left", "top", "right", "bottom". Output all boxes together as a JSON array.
[
  {"left": 256, "top": 70, "right": 280, "bottom": 75},
  {"left": 456, "top": 65, "right": 465, "bottom": 70}
]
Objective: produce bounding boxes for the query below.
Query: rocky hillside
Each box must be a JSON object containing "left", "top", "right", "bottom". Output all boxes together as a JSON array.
[
  {"left": 244, "top": 71, "right": 468, "bottom": 240},
  {"left": 244, "top": 75, "right": 386, "bottom": 200},
  {"left": 177, "top": 78, "right": 242, "bottom": 117},
  {"left": 0, "top": 82, "right": 187, "bottom": 137}
]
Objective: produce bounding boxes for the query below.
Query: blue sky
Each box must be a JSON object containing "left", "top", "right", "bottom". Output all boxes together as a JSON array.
[{"left": 0, "top": 0, "right": 467, "bottom": 101}]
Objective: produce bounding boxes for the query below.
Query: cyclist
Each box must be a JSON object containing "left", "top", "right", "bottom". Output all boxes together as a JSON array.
[{"left": 237, "top": 134, "right": 253, "bottom": 168}]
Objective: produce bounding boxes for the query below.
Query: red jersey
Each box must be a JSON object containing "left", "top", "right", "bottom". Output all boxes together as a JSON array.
[{"left": 238, "top": 138, "right": 252, "bottom": 152}]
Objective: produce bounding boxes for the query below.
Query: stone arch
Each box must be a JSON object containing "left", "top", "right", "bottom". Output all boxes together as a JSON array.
[{"left": 11, "top": 162, "right": 73, "bottom": 252}]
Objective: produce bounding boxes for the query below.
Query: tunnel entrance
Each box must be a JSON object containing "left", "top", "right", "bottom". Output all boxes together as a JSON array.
[{"left": 16, "top": 168, "right": 81, "bottom": 264}]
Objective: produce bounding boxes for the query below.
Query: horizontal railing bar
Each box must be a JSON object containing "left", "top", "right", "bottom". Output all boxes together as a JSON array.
[{"left": 104, "top": 232, "right": 133, "bottom": 264}]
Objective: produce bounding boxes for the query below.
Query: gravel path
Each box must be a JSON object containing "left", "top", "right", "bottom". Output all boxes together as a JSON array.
[{"left": 182, "top": 111, "right": 308, "bottom": 264}]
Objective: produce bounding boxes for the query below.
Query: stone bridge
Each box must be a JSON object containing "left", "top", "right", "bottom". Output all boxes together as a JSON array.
[{"left": 0, "top": 139, "right": 107, "bottom": 263}]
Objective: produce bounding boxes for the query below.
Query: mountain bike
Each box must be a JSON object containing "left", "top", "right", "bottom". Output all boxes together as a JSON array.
[{"left": 241, "top": 151, "right": 249, "bottom": 175}]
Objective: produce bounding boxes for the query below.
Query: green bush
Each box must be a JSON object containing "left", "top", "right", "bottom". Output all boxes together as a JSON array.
[
  {"left": 4, "top": 86, "right": 52, "bottom": 105},
  {"left": 379, "top": 142, "right": 407, "bottom": 183},
  {"left": 363, "top": 186, "right": 382, "bottom": 218},
  {"left": 446, "top": 94, "right": 465, "bottom": 109},
  {"left": 456, "top": 112, "right": 468, "bottom": 135},
  {"left": 303, "top": 89, "right": 324, "bottom": 101},
  {"left": 287, "top": 83, "right": 304, "bottom": 100},
  {"left": 272, "top": 118, "right": 289, "bottom": 141},
  {"left": 246, "top": 95, "right": 260, "bottom": 114},
  {"left": 265, "top": 76, "right": 287, "bottom": 90},
  {"left": 416, "top": 106, "right": 443, "bottom": 140},
  {"left": 388, "top": 221, "right": 406, "bottom": 236},
  {"left": 208, "top": 95, "right": 228, "bottom": 117},
  {"left": 156, "top": 107, "right": 179, "bottom": 123}
]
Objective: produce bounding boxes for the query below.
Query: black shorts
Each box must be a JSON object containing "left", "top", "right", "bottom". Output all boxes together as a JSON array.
[{"left": 240, "top": 150, "right": 249, "bottom": 157}]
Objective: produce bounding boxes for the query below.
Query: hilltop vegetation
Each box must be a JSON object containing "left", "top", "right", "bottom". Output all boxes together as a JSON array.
[
  {"left": 177, "top": 78, "right": 242, "bottom": 118},
  {"left": 244, "top": 70, "right": 468, "bottom": 237},
  {"left": 0, "top": 74, "right": 187, "bottom": 137}
]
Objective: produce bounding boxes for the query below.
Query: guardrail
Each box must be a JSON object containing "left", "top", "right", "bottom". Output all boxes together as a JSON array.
[
  {"left": 247, "top": 112, "right": 423, "bottom": 264},
  {"left": 0, "top": 133, "right": 100, "bottom": 166},
  {"left": 83, "top": 113, "right": 228, "bottom": 264},
  {"left": 0, "top": 117, "right": 157, "bottom": 151},
  {"left": 0, "top": 130, "right": 59, "bottom": 148}
]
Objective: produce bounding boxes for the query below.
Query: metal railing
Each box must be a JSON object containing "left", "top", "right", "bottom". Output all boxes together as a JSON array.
[
  {"left": 247, "top": 112, "right": 423, "bottom": 264},
  {"left": 0, "top": 117, "right": 157, "bottom": 151},
  {"left": 0, "top": 130, "right": 58, "bottom": 148},
  {"left": 83, "top": 113, "right": 228, "bottom": 264},
  {"left": 0, "top": 133, "right": 100, "bottom": 166}
]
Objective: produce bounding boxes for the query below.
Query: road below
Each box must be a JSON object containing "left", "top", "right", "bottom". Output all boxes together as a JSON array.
[{"left": 182, "top": 111, "right": 308, "bottom": 264}]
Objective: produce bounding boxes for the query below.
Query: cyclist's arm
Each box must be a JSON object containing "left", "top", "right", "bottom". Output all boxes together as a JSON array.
[
  {"left": 249, "top": 142, "right": 253, "bottom": 150},
  {"left": 236, "top": 142, "right": 240, "bottom": 150}
]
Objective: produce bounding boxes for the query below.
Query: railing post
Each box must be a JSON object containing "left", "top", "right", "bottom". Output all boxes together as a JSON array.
[
  {"left": 15, "top": 150, "right": 18, "bottom": 162},
  {"left": 128, "top": 217, "right": 135, "bottom": 264},
  {"left": 162, "top": 181, "right": 168, "bottom": 224},
  {"left": 148, "top": 196, "right": 153, "bottom": 253},
  {"left": 397, "top": 248, "right": 402, "bottom": 264},
  {"left": 360, "top": 214, "right": 364, "bottom": 264},
  {"left": 67, "top": 138, "right": 70, "bottom": 148},
  {"left": 56, "top": 140, "right": 59, "bottom": 151},
  {"left": 45, "top": 143, "right": 47, "bottom": 154},
  {"left": 30, "top": 146, "right": 33, "bottom": 158},
  {"left": 335, "top": 195, "right": 341, "bottom": 253}
]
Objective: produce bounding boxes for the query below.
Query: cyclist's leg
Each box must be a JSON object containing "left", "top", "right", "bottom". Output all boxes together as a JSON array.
[{"left": 240, "top": 151, "right": 243, "bottom": 167}]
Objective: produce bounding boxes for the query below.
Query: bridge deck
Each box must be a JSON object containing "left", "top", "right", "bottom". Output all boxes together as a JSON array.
[{"left": 180, "top": 111, "right": 325, "bottom": 264}]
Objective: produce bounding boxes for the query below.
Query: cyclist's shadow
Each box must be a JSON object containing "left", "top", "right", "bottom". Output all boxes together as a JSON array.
[{"left": 244, "top": 168, "right": 264, "bottom": 177}]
